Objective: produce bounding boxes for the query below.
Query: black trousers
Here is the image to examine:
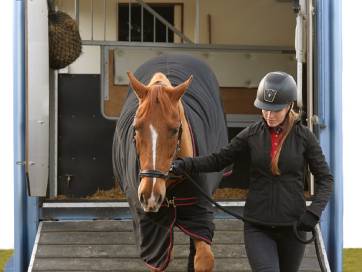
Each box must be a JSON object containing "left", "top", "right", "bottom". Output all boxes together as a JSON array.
[{"left": 244, "top": 222, "right": 306, "bottom": 272}]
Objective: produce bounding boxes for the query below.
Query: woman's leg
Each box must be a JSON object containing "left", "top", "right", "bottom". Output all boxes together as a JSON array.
[
  {"left": 277, "top": 228, "right": 306, "bottom": 272},
  {"left": 244, "top": 223, "right": 280, "bottom": 272}
]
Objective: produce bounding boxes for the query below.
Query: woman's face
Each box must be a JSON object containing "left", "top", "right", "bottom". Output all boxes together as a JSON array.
[{"left": 262, "top": 105, "right": 290, "bottom": 127}]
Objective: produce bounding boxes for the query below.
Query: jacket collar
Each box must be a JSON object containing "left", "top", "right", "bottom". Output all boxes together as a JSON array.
[{"left": 262, "top": 118, "right": 287, "bottom": 134}]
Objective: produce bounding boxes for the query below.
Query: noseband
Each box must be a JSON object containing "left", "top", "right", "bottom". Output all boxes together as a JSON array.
[
  {"left": 134, "top": 123, "right": 183, "bottom": 180},
  {"left": 139, "top": 169, "right": 170, "bottom": 179}
]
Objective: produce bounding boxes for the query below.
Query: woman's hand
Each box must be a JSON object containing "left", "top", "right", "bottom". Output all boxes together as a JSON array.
[
  {"left": 297, "top": 211, "right": 319, "bottom": 232},
  {"left": 171, "top": 158, "right": 193, "bottom": 176},
  {"left": 171, "top": 159, "right": 186, "bottom": 176}
]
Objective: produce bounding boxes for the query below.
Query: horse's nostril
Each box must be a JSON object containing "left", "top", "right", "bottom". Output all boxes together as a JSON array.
[
  {"left": 157, "top": 196, "right": 163, "bottom": 206},
  {"left": 140, "top": 194, "right": 146, "bottom": 205}
]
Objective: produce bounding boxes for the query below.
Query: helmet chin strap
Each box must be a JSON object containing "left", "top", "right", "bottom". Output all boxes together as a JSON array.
[
  {"left": 286, "top": 102, "right": 294, "bottom": 116},
  {"left": 282, "top": 103, "right": 294, "bottom": 123}
]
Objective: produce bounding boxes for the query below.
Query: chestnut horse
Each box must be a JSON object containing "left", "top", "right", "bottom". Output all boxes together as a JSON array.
[{"left": 113, "top": 54, "right": 228, "bottom": 271}]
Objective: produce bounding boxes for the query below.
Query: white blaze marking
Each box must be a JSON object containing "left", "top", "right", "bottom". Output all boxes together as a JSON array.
[
  {"left": 150, "top": 124, "right": 158, "bottom": 169},
  {"left": 149, "top": 124, "right": 158, "bottom": 208},
  {"left": 149, "top": 178, "right": 157, "bottom": 208}
]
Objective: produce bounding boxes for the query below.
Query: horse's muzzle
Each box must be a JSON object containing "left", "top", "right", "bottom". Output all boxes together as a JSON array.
[{"left": 138, "top": 176, "right": 166, "bottom": 212}]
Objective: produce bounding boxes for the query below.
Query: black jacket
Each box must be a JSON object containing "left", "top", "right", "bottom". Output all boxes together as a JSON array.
[{"left": 190, "top": 119, "right": 333, "bottom": 226}]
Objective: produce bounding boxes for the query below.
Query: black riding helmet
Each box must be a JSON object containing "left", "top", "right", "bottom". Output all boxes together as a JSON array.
[{"left": 254, "top": 71, "right": 297, "bottom": 111}]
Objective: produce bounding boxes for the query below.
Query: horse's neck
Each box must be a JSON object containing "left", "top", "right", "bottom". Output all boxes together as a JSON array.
[{"left": 177, "top": 102, "right": 194, "bottom": 158}]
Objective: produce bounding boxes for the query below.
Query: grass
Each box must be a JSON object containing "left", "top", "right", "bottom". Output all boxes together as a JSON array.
[
  {"left": 0, "top": 250, "right": 13, "bottom": 271},
  {"left": 344, "top": 248, "right": 362, "bottom": 272},
  {"left": 0, "top": 248, "right": 361, "bottom": 271}
]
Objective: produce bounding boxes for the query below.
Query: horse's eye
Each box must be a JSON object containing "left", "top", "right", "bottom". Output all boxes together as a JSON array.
[
  {"left": 170, "top": 128, "right": 179, "bottom": 136},
  {"left": 134, "top": 124, "right": 142, "bottom": 132}
]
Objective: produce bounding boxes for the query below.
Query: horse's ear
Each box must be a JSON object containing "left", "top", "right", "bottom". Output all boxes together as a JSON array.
[
  {"left": 167, "top": 75, "right": 193, "bottom": 101},
  {"left": 127, "top": 72, "right": 148, "bottom": 99}
]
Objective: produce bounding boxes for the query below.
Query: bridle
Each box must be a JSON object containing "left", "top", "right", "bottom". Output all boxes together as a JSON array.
[{"left": 133, "top": 122, "right": 183, "bottom": 180}]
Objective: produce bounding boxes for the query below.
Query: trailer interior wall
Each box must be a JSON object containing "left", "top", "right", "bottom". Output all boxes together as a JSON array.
[
  {"left": 57, "top": 0, "right": 295, "bottom": 45},
  {"left": 50, "top": 0, "right": 296, "bottom": 198}
]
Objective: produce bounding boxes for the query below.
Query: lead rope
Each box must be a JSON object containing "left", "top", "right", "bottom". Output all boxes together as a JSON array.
[{"left": 176, "top": 168, "right": 327, "bottom": 272}]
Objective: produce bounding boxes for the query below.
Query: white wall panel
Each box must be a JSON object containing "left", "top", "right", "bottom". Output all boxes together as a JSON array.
[
  {"left": 26, "top": 0, "right": 49, "bottom": 196},
  {"left": 113, "top": 47, "right": 296, "bottom": 87}
]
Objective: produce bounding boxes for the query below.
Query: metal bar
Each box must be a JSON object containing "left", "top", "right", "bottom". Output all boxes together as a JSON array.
[
  {"left": 295, "top": 14, "right": 304, "bottom": 108},
  {"left": 213, "top": 201, "right": 312, "bottom": 207},
  {"left": 100, "top": 45, "right": 113, "bottom": 120},
  {"left": 49, "top": 70, "right": 58, "bottom": 197},
  {"left": 103, "top": 0, "right": 106, "bottom": 41},
  {"left": 307, "top": 0, "right": 315, "bottom": 195},
  {"left": 194, "top": 0, "right": 200, "bottom": 43},
  {"left": 101, "top": 45, "right": 109, "bottom": 101},
  {"left": 166, "top": 25, "right": 168, "bottom": 43},
  {"left": 116, "top": 0, "right": 119, "bottom": 41},
  {"left": 41, "top": 201, "right": 267, "bottom": 208},
  {"left": 75, "top": 0, "right": 79, "bottom": 25},
  {"left": 307, "top": 0, "right": 314, "bottom": 131},
  {"left": 207, "top": 14, "right": 212, "bottom": 44},
  {"left": 141, "top": 4, "right": 143, "bottom": 42},
  {"left": 135, "top": 0, "right": 193, "bottom": 43},
  {"left": 43, "top": 202, "right": 130, "bottom": 208},
  {"left": 27, "top": 222, "right": 43, "bottom": 272},
  {"left": 15, "top": 2, "right": 27, "bottom": 271},
  {"left": 81, "top": 40, "right": 295, "bottom": 54},
  {"left": 153, "top": 16, "right": 156, "bottom": 42},
  {"left": 315, "top": 224, "right": 332, "bottom": 271},
  {"left": 91, "top": 0, "right": 94, "bottom": 40},
  {"left": 307, "top": 0, "right": 314, "bottom": 130},
  {"left": 128, "top": 0, "right": 131, "bottom": 42}
]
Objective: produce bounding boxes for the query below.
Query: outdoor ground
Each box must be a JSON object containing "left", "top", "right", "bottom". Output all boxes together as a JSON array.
[
  {"left": 0, "top": 250, "right": 13, "bottom": 271},
  {"left": 343, "top": 248, "right": 362, "bottom": 272},
  {"left": 0, "top": 249, "right": 361, "bottom": 271}
]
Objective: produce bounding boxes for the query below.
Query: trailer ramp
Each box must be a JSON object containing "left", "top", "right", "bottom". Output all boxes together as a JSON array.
[{"left": 28, "top": 219, "right": 323, "bottom": 271}]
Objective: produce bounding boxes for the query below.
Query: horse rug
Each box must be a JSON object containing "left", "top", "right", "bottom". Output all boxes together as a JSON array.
[{"left": 113, "top": 54, "right": 228, "bottom": 271}]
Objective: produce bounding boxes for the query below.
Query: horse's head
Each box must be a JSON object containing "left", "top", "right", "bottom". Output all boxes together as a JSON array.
[{"left": 128, "top": 71, "right": 192, "bottom": 212}]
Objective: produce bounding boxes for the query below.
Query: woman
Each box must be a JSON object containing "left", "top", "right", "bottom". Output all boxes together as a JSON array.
[{"left": 172, "top": 71, "right": 333, "bottom": 272}]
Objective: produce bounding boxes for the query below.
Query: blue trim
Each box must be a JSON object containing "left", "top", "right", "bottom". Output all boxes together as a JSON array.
[
  {"left": 329, "top": 0, "right": 343, "bottom": 271},
  {"left": 14, "top": 2, "right": 39, "bottom": 271},
  {"left": 316, "top": 1, "right": 343, "bottom": 271},
  {"left": 14, "top": 2, "right": 26, "bottom": 271},
  {"left": 4, "top": 255, "right": 14, "bottom": 272},
  {"left": 316, "top": 0, "right": 330, "bottom": 127}
]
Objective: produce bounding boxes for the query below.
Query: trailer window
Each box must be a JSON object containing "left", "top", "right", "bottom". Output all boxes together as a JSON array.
[{"left": 118, "top": 4, "right": 176, "bottom": 42}]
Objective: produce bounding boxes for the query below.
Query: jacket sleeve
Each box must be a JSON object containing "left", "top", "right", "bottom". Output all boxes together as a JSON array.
[
  {"left": 189, "top": 127, "right": 249, "bottom": 173},
  {"left": 304, "top": 129, "right": 334, "bottom": 218}
]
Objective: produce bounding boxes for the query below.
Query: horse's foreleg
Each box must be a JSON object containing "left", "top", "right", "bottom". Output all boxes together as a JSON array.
[{"left": 193, "top": 239, "right": 214, "bottom": 272}]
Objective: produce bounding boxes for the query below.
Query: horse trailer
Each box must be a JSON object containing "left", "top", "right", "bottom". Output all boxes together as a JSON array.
[{"left": 10, "top": 0, "right": 342, "bottom": 271}]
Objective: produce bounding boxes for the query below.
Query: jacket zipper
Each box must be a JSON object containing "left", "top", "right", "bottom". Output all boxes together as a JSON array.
[{"left": 270, "top": 180, "right": 274, "bottom": 219}]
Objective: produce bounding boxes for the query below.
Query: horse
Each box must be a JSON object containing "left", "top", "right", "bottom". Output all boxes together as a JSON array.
[{"left": 113, "top": 54, "right": 228, "bottom": 271}]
